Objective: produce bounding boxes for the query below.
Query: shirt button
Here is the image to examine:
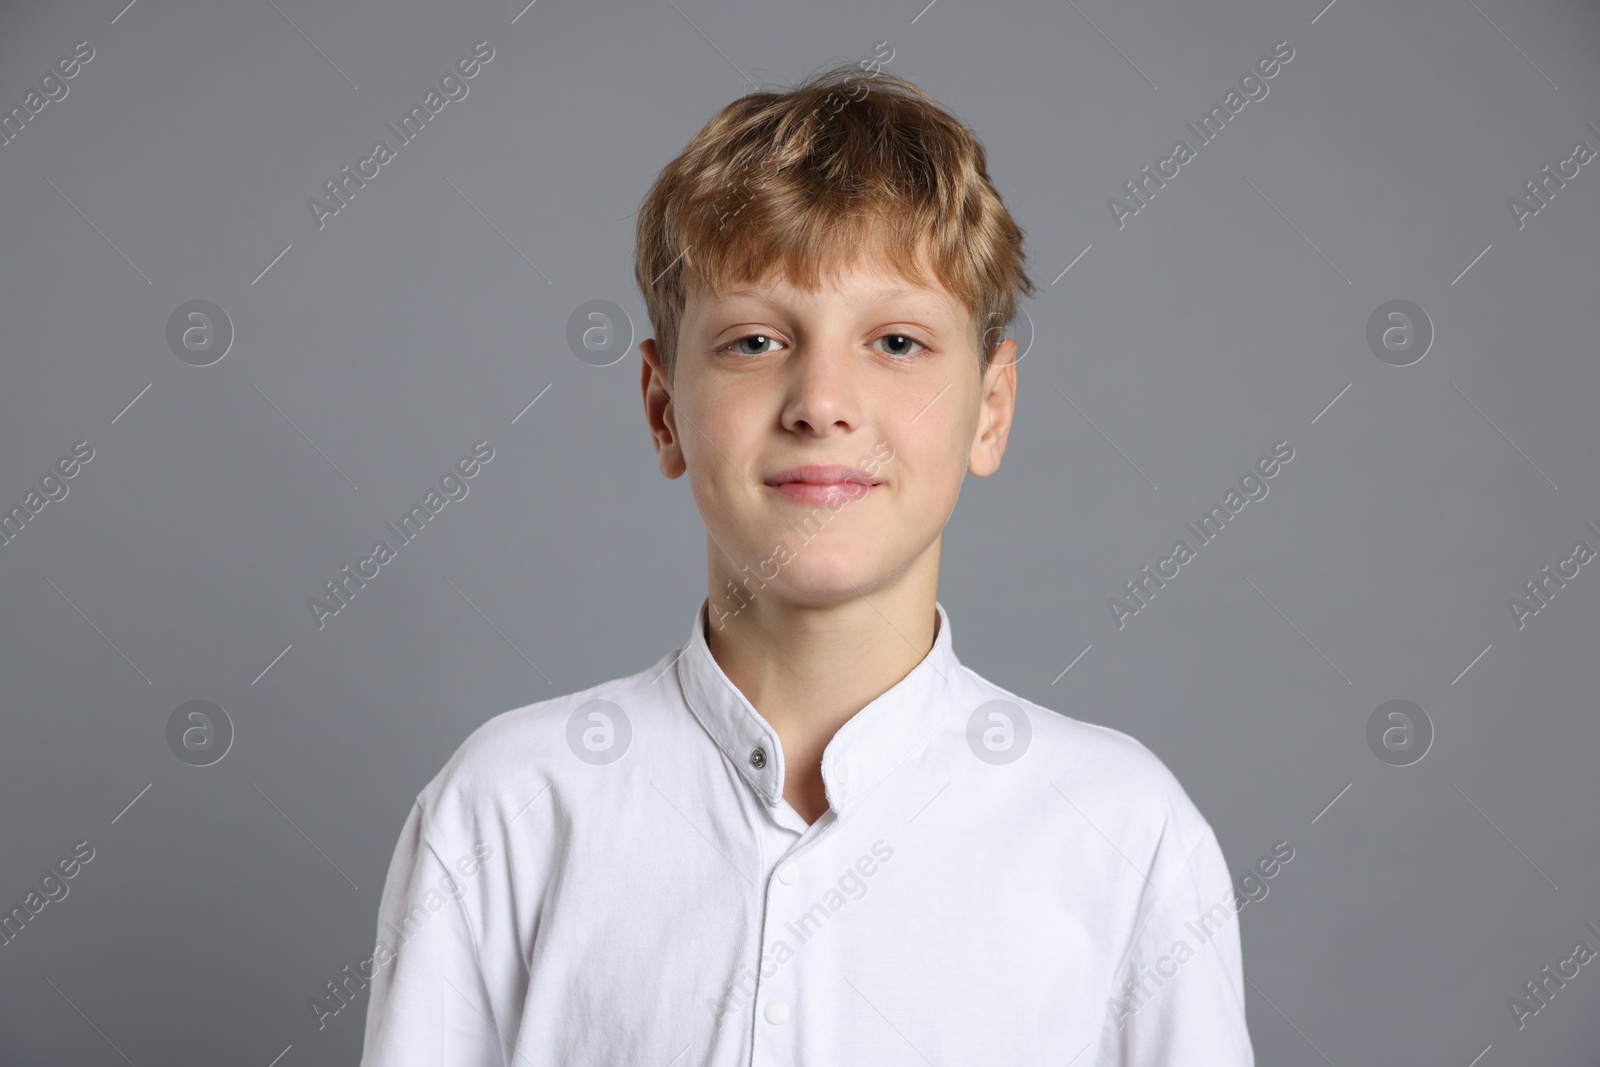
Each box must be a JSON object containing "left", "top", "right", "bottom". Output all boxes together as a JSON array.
[
  {"left": 764, "top": 999, "right": 791, "bottom": 1025},
  {"left": 750, "top": 747, "right": 767, "bottom": 769},
  {"left": 777, "top": 862, "right": 799, "bottom": 884}
]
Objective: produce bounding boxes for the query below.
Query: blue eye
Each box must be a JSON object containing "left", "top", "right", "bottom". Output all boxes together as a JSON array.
[
  {"left": 724, "top": 334, "right": 784, "bottom": 356},
  {"left": 875, "top": 333, "right": 928, "bottom": 359}
]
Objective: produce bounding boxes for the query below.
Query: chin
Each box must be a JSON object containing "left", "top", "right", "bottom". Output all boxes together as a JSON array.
[{"left": 778, "top": 555, "right": 903, "bottom": 598}]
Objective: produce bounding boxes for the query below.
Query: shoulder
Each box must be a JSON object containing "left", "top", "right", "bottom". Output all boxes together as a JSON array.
[
  {"left": 955, "top": 663, "right": 1217, "bottom": 861},
  {"left": 411, "top": 648, "right": 679, "bottom": 832}
]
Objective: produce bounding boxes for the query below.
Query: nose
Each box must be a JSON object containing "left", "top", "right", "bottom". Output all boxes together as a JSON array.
[{"left": 779, "top": 339, "right": 862, "bottom": 435}]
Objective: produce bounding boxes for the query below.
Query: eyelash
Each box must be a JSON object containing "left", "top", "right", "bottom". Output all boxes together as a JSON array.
[{"left": 719, "top": 332, "right": 931, "bottom": 361}]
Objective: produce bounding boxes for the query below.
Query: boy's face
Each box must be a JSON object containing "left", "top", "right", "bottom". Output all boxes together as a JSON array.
[{"left": 639, "top": 255, "right": 1017, "bottom": 610}]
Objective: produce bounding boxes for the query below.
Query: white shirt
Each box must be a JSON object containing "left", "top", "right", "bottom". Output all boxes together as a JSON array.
[{"left": 358, "top": 598, "right": 1254, "bottom": 1066}]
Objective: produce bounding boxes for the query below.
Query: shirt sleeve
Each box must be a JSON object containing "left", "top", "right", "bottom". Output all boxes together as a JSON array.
[
  {"left": 1096, "top": 823, "right": 1255, "bottom": 1066},
  {"left": 359, "top": 798, "right": 507, "bottom": 1067}
]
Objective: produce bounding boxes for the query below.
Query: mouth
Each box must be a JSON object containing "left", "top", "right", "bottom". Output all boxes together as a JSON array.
[{"left": 763, "top": 464, "right": 882, "bottom": 504}]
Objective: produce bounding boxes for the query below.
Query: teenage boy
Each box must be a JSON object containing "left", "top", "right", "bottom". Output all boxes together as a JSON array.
[{"left": 360, "top": 62, "right": 1254, "bottom": 1065}]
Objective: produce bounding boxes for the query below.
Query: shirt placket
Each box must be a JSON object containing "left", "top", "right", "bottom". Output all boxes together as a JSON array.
[{"left": 747, "top": 804, "right": 835, "bottom": 1067}]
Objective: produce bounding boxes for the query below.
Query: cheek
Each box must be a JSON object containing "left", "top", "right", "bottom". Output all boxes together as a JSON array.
[
  {"left": 679, "top": 395, "right": 758, "bottom": 506},
  {"left": 683, "top": 443, "right": 736, "bottom": 522},
  {"left": 878, "top": 433, "right": 961, "bottom": 528},
  {"left": 894, "top": 400, "right": 977, "bottom": 489}
]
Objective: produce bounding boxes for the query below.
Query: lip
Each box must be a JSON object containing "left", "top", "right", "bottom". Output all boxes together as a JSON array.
[{"left": 763, "top": 464, "right": 881, "bottom": 504}]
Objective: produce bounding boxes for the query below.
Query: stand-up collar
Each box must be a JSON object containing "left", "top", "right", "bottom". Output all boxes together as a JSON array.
[{"left": 675, "top": 596, "right": 963, "bottom": 816}]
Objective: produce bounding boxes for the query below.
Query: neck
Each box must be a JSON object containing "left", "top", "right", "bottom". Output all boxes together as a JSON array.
[{"left": 702, "top": 539, "right": 942, "bottom": 811}]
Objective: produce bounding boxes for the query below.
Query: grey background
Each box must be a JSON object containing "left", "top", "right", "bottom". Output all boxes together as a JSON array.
[{"left": 2, "top": 0, "right": 1597, "bottom": 1062}]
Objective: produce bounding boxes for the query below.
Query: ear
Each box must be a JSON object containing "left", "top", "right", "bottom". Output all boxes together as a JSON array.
[
  {"left": 640, "top": 338, "right": 686, "bottom": 478},
  {"left": 967, "top": 338, "right": 1017, "bottom": 477}
]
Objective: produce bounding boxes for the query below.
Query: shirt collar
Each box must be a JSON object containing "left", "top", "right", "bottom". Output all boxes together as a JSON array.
[{"left": 675, "top": 596, "right": 963, "bottom": 817}]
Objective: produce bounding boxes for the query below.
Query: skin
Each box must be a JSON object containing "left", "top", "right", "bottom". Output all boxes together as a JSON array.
[{"left": 639, "top": 253, "right": 1018, "bottom": 825}]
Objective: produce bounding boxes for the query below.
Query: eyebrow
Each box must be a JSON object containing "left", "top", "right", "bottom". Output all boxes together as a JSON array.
[
  {"left": 719, "top": 282, "right": 921, "bottom": 296},
  {"left": 709, "top": 283, "right": 948, "bottom": 313}
]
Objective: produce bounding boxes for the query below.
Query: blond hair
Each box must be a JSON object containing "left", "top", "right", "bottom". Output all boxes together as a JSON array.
[{"left": 633, "top": 60, "right": 1035, "bottom": 381}]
